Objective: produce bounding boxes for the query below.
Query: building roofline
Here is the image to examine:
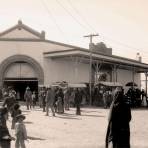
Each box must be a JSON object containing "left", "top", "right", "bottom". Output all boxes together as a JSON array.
[
  {"left": 43, "top": 48, "right": 144, "bottom": 64},
  {"left": 44, "top": 48, "right": 148, "bottom": 70},
  {"left": 0, "top": 37, "right": 86, "bottom": 49},
  {"left": 0, "top": 20, "right": 87, "bottom": 49},
  {"left": 0, "top": 20, "right": 45, "bottom": 39}
]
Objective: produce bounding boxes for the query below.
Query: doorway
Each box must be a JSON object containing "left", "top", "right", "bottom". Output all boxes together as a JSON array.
[{"left": 4, "top": 78, "right": 38, "bottom": 101}]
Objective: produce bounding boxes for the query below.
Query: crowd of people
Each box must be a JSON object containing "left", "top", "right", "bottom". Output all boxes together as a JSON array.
[
  {"left": 0, "top": 84, "right": 147, "bottom": 148},
  {"left": 0, "top": 88, "right": 27, "bottom": 148},
  {"left": 100, "top": 87, "right": 148, "bottom": 109},
  {"left": 0, "top": 86, "right": 85, "bottom": 147}
]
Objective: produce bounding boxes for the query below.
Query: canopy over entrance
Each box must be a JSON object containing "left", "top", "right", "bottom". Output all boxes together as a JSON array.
[{"left": 44, "top": 49, "right": 148, "bottom": 73}]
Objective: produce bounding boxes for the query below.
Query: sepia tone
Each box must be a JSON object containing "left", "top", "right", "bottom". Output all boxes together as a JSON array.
[{"left": 0, "top": 1, "right": 148, "bottom": 148}]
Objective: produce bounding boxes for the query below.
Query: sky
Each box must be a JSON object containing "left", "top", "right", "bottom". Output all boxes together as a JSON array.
[{"left": 0, "top": 0, "right": 148, "bottom": 63}]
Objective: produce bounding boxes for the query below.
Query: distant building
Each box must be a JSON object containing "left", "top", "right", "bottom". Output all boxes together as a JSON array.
[{"left": 0, "top": 21, "right": 148, "bottom": 99}]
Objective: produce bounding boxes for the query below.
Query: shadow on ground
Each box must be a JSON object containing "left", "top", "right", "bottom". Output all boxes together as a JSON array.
[
  {"left": 56, "top": 115, "right": 81, "bottom": 120},
  {"left": 81, "top": 110, "right": 102, "bottom": 113},
  {"left": 24, "top": 121, "right": 33, "bottom": 124},
  {"left": 81, "top": 114, "right": 105, "bottom": 118},
  {"left": 27, "top": 136, "right": 46, "bottom": 141}
]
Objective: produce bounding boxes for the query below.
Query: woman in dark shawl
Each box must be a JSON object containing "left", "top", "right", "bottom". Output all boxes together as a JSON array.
[
  {"left": 105, "top": 87, "right": 131, "bottom": 148},
  {"left": 55, "top": 88, "right": 64, "bottom": 114},
  {"left": 0, "top": 107, "right": 13, "bottom": 148}
]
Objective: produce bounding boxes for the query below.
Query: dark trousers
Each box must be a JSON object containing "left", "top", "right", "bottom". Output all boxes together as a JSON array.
[
  {"left": 76, "top": 105, "right": 81, "bottom": 115},
  {"left": 0, "top": 140, "right": 11, "bottom": 148}
]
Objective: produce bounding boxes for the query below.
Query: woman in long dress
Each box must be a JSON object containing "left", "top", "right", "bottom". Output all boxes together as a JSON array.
[
  {"left": 105, "top": 87, "right": 131, "bottom": 148},
  {"left": 56, "top": 89, "right": 64, "bottom": 114}
]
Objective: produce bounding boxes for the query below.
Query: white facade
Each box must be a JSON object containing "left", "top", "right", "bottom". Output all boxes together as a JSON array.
[
  {"left": 0, "top": 21, "right": 146, "bottom": 89},
  {"left": 0, "top": 21, "right": 90, "bottom": 87}
]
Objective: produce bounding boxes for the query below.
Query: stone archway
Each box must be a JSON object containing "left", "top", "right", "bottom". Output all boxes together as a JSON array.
[{"left": 0, "top": 54, "right": 44, "bottom": 86}]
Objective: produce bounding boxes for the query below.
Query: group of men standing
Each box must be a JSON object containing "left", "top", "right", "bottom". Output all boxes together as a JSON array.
[
  {"left": 38, "top": 87, "right": 82, "bottom": 116},
  {"left": 1, "top": 85, "right": 83, "bottom": 117}
]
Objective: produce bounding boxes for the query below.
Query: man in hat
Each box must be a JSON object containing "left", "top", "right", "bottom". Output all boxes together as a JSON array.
[
  {"left": 24, "top": 87, "right": 32, "bottom": 110},
  {"left": 2, "top": 91, "right": 16, "bottom": 113},
  {"left": 45, "top": 86, "right": 56, "bottom": 116},
  {"left": 15, "top": 114, "right": 27, "bottom": 148}
]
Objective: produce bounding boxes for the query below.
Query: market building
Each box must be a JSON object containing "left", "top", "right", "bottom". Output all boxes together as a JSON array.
[{"left": 0, "top": 20, "right": 148, "bottom": 99}]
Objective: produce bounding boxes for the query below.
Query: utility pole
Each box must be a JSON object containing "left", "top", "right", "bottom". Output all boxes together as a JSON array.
[{"left": 84, "top": 34, "right": 99, "bottom": 106}]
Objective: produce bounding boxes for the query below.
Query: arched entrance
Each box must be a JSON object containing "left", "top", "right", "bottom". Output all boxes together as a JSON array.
[{"left": 0, "top": 55, "right": 44, "bottom": 100}]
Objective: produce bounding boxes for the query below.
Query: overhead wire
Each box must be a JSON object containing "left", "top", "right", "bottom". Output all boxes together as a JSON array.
[
  {"left": 40, "top": 0, "right": 148, "bottom": 57},
  {"left": 100, "top": 34, "right": 148, "bottom": 55},
  {"left": 55, "top": 0, "right": 92, "bottom": 32},
  {"left": 39, "top": 0, "right": 69, "bottom": 43},
  {"left": 66, "top": 0, "right": 97, "bottom": 33},
  {"left": 66, "top": 0, "right": 148, "bottom": 56}
]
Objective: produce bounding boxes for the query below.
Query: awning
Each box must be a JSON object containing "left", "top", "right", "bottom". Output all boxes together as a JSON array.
[
  {"left": 68, "top": 83, "right": 86, "bottom": 88},
  {"left": 38, "top": 84, "right": 44, "bottom": 87},
  {"left": 51, "top": 81, "right": 68, "bottom": 87},
  {"left": 96, "top": 81, "right": 123, "bottom": 87}
]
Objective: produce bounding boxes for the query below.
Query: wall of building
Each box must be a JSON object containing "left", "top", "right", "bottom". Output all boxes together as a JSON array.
[
  {"left": 43, "top": 58, "right": 89, "bottom": 85},
  {"left": 0, "top": 41, "right": 44, "bottom": 66},
  {"left": 117, "top": 68, "right": 141, "bottom": 92},
  {"left": 0, "top": 38, "right": 89, "bottom": 86},
  {"left": 0, "top": 24, "right": 142, "bottom": 88},
  {"left": 0, "top": 40, "right": 72, "bottom": 66}
]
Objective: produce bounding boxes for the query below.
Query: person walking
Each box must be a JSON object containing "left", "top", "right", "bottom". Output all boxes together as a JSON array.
[
  {"left": 55, "top": 88, "right": 64, "bottom": 114},
  {"left": 74, "top": 88, "right": 82, "bottom": 115},
  {"left": 64, "top": 89, "right": 70, "bottom": 110},
  {"left": 105, "top": 87, "right": 131, "bottom": 148},
  {"left": 45, "top": 87, "right": 55, "bottom": 116},
  {"left": 11, "top": 104, "right": 22, "bottom": 129},
  {"left": 42, "top": 88, "right": 47, "bottom": 112},
  {"left": 24, "top": 87, "right": 32, "bottom": 110},
  {"left": 0, "top": 107, "right": 13, "bottom": 148},
  {"left": 38, "top": 88, "right": 43, "bottom": 108},
  {"left": 141, "top": 89, "right": 147, "bottom": 107}
]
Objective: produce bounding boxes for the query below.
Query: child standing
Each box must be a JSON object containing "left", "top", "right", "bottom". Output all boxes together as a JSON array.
[
  {"left": 11, "top": 104, "right": 22, "bottom": 129},
  {"left": 15, "top": 114, "right": 27, "bottom": 148}
]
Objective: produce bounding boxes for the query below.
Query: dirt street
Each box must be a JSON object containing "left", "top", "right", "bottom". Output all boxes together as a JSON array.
[{"left": 4, "top": 106, "right": 148, "bottom": 148}]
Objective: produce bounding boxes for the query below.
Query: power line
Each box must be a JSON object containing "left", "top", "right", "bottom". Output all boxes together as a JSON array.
[
  {"left": 67, "top": 0, "right": 97, "bottom": 33},
  {"left": 40, "top": 0, "right": 148, "bottom": 56},
  {"left": 39, "top": 0, "right": 69, "bottom": 43},
  {"left": 99, "top": 34, "right": 148, "bottom": 55},
  {"left": 55, "top": 0, "right": 91, "bottom": 32},
  {"left": 66, "top": 1, "right": 148, "bottom": 55}
]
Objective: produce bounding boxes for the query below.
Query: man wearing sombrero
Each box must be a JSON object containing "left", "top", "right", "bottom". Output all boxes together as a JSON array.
[{"left": 24, "top": 87, "right": 32, "bottom": 110}]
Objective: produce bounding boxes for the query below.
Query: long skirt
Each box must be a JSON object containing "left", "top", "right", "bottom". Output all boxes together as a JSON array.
[{"left": 57, "top": 98, "right": 64, "bottom": 113}]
